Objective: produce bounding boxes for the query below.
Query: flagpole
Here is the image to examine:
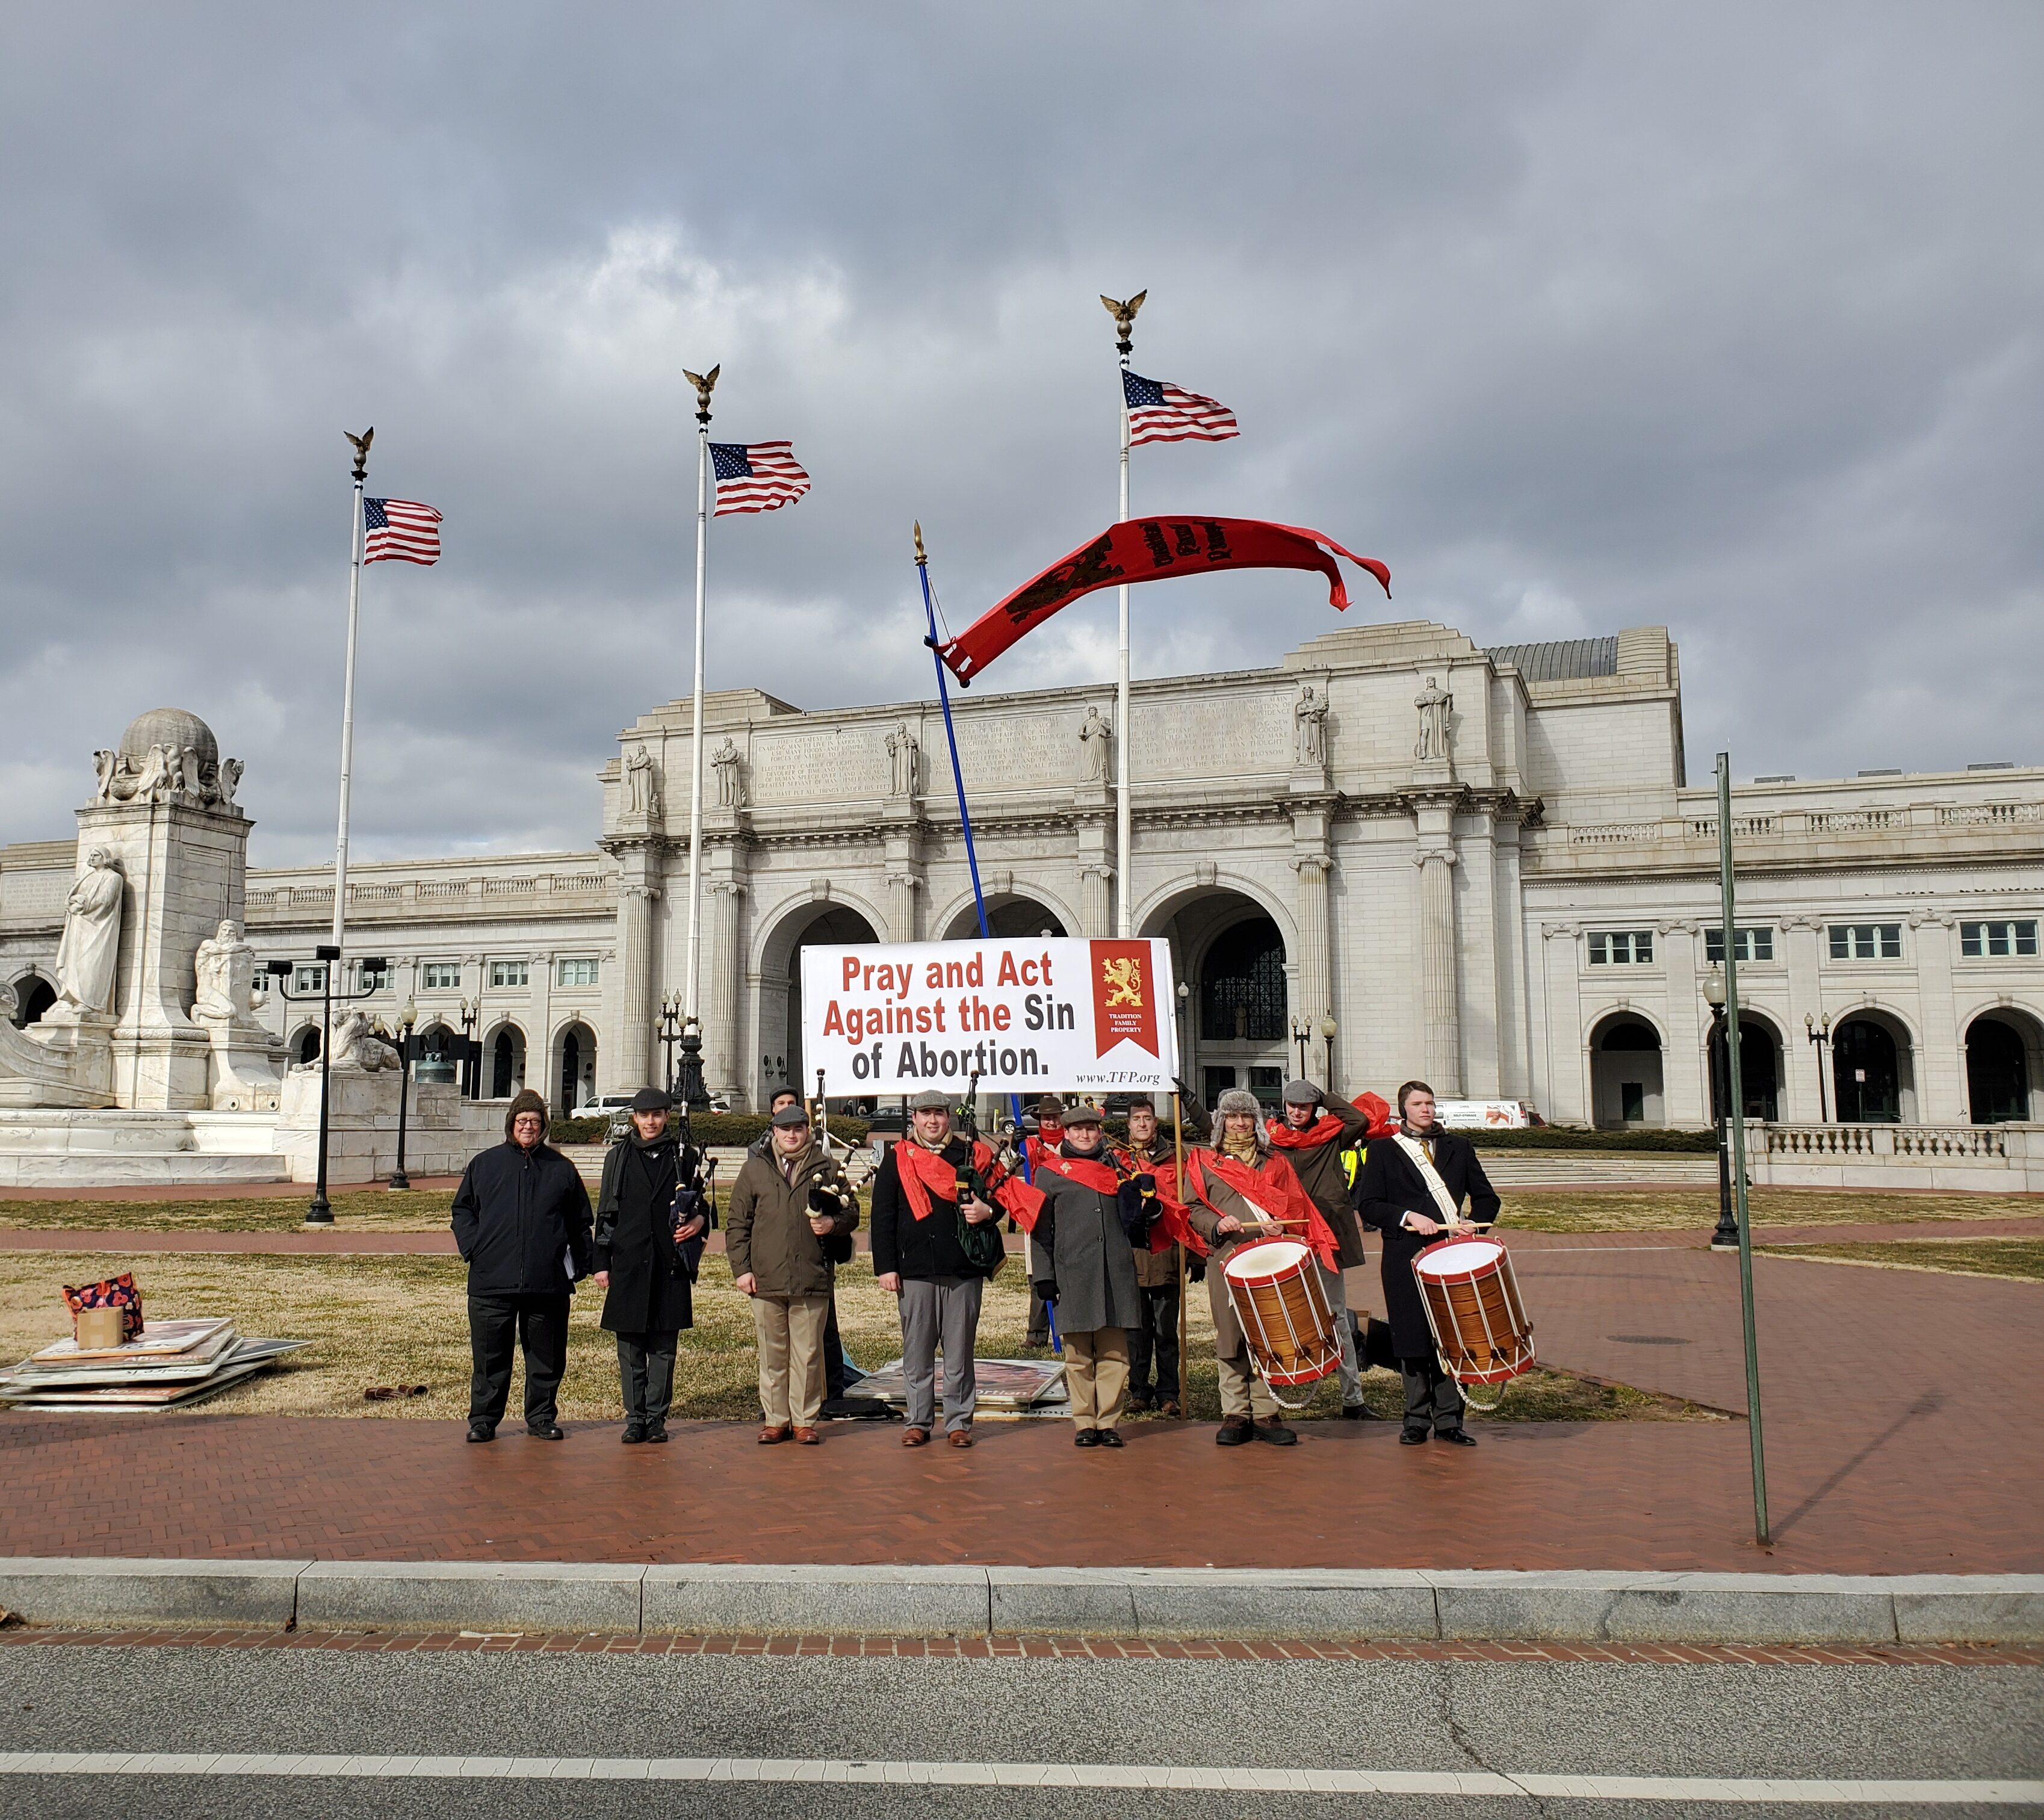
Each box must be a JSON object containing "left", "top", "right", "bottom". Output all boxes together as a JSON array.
[
  {"left": 684, "top": 368, "right": 717, "bottom": 1074},
  {"left": 1113, "top": 305, "right": 1136, "bottom": 939},
  {"left": 332, "top": 432, "right": 370, "bottom": 953}
]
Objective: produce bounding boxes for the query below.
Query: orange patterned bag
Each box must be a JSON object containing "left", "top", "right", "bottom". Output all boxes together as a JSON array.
[{"left": 62, "top": 1273, "right": 144, "bottom": 1342}]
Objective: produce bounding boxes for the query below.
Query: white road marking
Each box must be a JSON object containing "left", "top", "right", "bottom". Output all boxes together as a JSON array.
[{"left": 0, "top": 1752, "right": 2035, "bottom": 1801}]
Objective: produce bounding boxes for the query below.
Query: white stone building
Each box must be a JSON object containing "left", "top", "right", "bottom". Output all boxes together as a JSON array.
[{"left": 5, "top": 619, "right": 2041, "bottom": 1131}]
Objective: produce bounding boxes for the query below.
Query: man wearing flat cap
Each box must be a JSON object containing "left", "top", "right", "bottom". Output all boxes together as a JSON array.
[
  {"left": 1266, "top": 1078, "right": 1377, "bottom": 1417},
  {"left": 1025, "top": 1101, "right": 1149, "bottom": 1446},
  {"left": 727, "top": 1099, "right": 860, "bottom": 1444},
  {"left": 870, "top": 1086, "right": 1042, "bottom": 1447},
  {"left": 593, "top": 1086, "right": 704, "bottom": 1443}
]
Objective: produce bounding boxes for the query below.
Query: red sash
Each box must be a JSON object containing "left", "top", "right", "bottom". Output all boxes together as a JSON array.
[
  {"left": 1032, "top": 1150, "right": 1121, "bottom": 1197},
  {"left": 1185, "top": 1148, "right": 1338, "bottom": 1269},
  {"left": 894, "top": 1136, "right": 1045, "bottom": 1231},
  {"left": 1265, "top": 1112, "right": 1346, "bottom": 1150}
]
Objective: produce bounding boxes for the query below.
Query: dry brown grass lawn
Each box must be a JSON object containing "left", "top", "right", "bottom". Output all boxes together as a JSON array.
[
  {"left": 1755, "top": 1236, "right": 2044, "bottom": 1282},
  {"left": 0, "top": 1250, "right": 1712, "bottom": 1424},
  {"left": 1498, "top": 1187, "right": 2044, "bottom": 1234},
  {"left": 0, "top": 1189, "right": 457, "bottom": 1234}
]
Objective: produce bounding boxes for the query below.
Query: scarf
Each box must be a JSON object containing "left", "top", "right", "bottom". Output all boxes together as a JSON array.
[
  {"left": 1033, "top": 1141, "right": 1121, "bottom": 1198},
  {"left": 893, "top": 1136, "right": 1046, "bottom": 1231},
  {"left": 1266, "top": 1112, "right": 1346, "bottom": 1150},
  {"left": 1184, "top": 1148, "right": 1339, "bottom": 1270}
]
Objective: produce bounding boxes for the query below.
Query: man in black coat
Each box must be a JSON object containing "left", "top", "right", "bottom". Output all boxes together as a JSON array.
[
  {"left": 593, "top": 1085, "right": 704, "bottom": 1444},
  {"left": 1353, "top": 1080, "right": 1500, "bottom": 1448},
  {"left": 450, "top": 1087, "right": 594, "bottom": 1443}
]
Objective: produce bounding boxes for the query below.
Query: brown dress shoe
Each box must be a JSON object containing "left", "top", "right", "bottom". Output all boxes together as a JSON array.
[
  {"left": 947, "top": 1430, "right": 974, "bottom": 1449},
  {"left": 901, "top": 1426, "right": 931, "bottom": 1447},
  {"left": 791, "top": 1426, "right": 821, "bottom": 1445},
  {"left": 758, "top": 1423, "right": 792, "bottom": 1444}
]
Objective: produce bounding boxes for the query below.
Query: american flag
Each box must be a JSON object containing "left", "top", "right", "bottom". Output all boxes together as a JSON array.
[
  {"left": 710, "top": 441, "right": 811, "bottom": 516},
  {"left": 1122, "top": 370, "right": 1239, "bottom": 447},
  {"left": 363, "top": 498, "right": 442, "bottom": 566}
]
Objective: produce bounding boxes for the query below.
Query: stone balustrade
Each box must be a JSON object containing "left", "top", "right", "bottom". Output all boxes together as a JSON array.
[{"left": 1747, "top": 1119, "right": 2042, "bottom": 1191}]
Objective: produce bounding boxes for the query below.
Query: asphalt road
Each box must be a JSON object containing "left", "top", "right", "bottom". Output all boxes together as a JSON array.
[{"left": 1, "top": 1644, "right": 2039, "bottom": 1818}]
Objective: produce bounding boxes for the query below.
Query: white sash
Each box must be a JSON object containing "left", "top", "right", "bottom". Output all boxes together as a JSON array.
[{"left": 1392, "top": 1132, "right": 1463, "bottom": 1228}]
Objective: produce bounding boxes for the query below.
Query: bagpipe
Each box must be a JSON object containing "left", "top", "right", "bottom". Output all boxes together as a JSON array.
[
  {"left": 950, "top": 1071, "right": 1009, "bottom": 1275},
  {"left": 807, "top": 1071, "right": 866, "bottom": 1264}
]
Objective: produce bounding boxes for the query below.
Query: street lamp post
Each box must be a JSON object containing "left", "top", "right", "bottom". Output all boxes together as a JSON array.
[
  {"left": 388, "top": 997, "right": 418, "bottom": 1192},
  {"left": 658, "top": 992, "right": 686, "bottom": 1097},
  {"left": 1705, "top": 968, "right": 1740, "bottom": 1251},
  {"left": 457, "top": 997, "right": 478, "bottom": 1099},
  {"left": 1289, "top": 1012, "right": 1312, "bottom": 1081},
  {"left": 1319, "top": 1014, "right": 1337, "bottom": 1088},
  {"left": 268, "top": 947, "right": 387, "bottom": 1226},
  {"left": 1804, "top": 1012, "right": 1833, "bottom": 1122},
  {"left": 675, "top": 1014, "right": 710, "bottom": 1112}
]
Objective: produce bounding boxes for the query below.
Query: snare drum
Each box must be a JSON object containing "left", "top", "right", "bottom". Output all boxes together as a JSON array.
[
  {"left": 1222, "top": 1239, "right": 1340, "bottom": 1388},
  {"left": 1411, "top": 1237, "right": 1535, "bottom": 1387}
]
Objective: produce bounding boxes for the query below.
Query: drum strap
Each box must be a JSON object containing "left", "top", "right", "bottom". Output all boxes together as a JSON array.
[{"left": 1392, "top": 1134, "right": 1463, "bottom": 1227}]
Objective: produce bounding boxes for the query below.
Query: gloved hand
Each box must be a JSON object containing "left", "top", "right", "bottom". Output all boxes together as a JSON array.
[
  {"left": 1033, "top": 1278, "right": 1059, "bottom": 1307},
  {"left": 1187, "top": 1256, "right": 1207, "bottom": 1285}
]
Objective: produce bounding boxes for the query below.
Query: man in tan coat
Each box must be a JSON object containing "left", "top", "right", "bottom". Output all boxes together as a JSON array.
[{"left": 726, "top": 1103, "right": 859, "bottom": 1445}]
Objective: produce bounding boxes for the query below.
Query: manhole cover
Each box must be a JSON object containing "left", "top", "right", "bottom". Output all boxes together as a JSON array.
[{"left": 1606, "top": 1334, "right": 1691, "bottom": 1345}]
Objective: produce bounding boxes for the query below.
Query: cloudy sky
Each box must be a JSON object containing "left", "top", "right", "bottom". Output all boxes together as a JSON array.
[{"left": 2, "top": 3, "right": 2038, "bottom": 865}]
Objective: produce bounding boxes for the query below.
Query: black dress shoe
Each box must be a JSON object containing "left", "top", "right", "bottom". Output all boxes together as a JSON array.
[
  {"left": 1096, "top": 1429, "right": 1125, "bottom": 1449},
  {"left": 527, "top": 1422, "right": 566, "bottom": 1441},
  {"left": 1215, "top": 1416, "right": 1254, "bottom": 1446},
  {"left": 466, "top": 1422, "right": 495, "bottom": 1444},
  {"left": 1399, "top": 1429, "right": 1429, "bottom": 1446},
  {"left": 1073, "top": 1428, "right": 1101, "bottom": 1447},
  {"left": 1437, "top": 1429, "right": 1478, "bottom": 1447},
  {"left": 1254, "top": 1419, "right": 1298, "bottom": 1447},
  {"left": 621, "top": 1425, "right": 646, "bottom": 1445},
  {"left": 1341, "top": 1402, "right": 1381, "bottom": 1421},
  {"left": 644, "top": 1426, "right": 670, "bottom": 1444}
]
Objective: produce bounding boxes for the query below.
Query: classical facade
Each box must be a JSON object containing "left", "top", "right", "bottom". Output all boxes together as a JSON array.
[{"left": 5, "top": 619, "right": 2041, "bottom": 1129}]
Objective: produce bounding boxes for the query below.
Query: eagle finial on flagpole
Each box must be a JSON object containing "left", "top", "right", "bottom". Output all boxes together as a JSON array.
[
  {"left": 913, "top": 521, "right": 928, "bottom": 569},
  {"left": 684, "top": 364, "right": 719, "bottom": 425},
  {"left": 1100, "top": 291, "right": 1145, "bottom": 359},
  {"left": 344, "top": 427, "right": 373, "bottom": 481}
]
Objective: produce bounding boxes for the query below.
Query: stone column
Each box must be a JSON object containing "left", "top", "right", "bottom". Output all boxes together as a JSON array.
[
  {"left": 1661, "top": 921, "right": 1707, "bottom": 1125},
  {"left": 614, "top": 873, "right": 657, "bottom": 1092},
  {"left": 884, "top": 871, "right": 921, "bottom": 945},
  {"left": 706, "top": 880, "right": 746, "bottom": 1105},
  {"left": 1417, "top": 850, "right": 1461, "bottom": 1095},
  {"left": 1293, "top": 855, "right": 1332, "bottom": 1087},
  {"left": 1538, "top": 924, "right": 1584, "bottom": 1122},
  {"left": 1912, "top": 912, "right": 1964, "bottom": 1122},
  {"left": 1079, "top": 864, "right": 1113, "bottom": 940},
  {"left": 1782, "top": 916, "right": 1826, "bottom": 1122}
]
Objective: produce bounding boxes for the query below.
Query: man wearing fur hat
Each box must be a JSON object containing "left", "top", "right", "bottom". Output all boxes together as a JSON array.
[
  {"left": 870, "top": 1088, "right": 1042, "bottom": 1447},
  {"left": 450, "top": 1088, "right": 594, "bottom": 1444},
  {"left": 1179, "top": 1088, "right": 1342, "bottom": 1446},
  {"left": 1026, "top": 1103, "right": 1148, "bottom": 1447},
  {"left": 1268, "top": 1079, "right": 1377, "bottom": 1418}
]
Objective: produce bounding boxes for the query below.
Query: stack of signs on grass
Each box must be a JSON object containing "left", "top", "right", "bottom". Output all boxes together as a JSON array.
[
  {"left": 856, "top": 1357, "right": 1068, "bottom": 1417},
  {"left": 0, "top": 1318, "right": 307, "bottom": 1411}
]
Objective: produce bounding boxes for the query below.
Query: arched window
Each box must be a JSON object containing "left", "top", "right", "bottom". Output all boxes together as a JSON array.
[
  {"left": 1200, "top": 917, "right": 1287, "bottom": 1043},
  {"left": 9, "top": 976, "right": 55, "bottom": 1028},
  {"left": 1967, "top": 1017, "right": 2031, "bottom": 1124}
]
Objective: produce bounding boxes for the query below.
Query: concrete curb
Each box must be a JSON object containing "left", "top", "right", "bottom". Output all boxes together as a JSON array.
[{"left": 0, "top": 1559, "right": 2039, "bottom": 1644}]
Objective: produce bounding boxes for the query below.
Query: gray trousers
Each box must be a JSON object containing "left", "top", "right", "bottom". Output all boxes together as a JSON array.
[
  {"left": 615, "top": 1329, "right": 677, "bottom": 1429},
  {"left": 898, "top": 1275, "right": 983, "bottom": 1434},
  {"left": 1401, "top": 1357, "right": 1466, "bottom": 1434},
  {"left": 1321, "top": 1263, "right": 1363, "bottom": 1405}
]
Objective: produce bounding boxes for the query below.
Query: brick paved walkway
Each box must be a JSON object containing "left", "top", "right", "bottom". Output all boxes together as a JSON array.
[{"left": 2, "top": 1240, "right": 2036, "bottom": 1575}]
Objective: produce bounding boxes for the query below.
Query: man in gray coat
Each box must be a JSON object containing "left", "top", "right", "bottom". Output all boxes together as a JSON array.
[{"left": 1028, "top": 1103, "right": 1147, "bottom": 1447}]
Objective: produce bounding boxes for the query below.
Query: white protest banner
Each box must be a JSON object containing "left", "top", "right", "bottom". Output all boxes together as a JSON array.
[{"left": 800, "top": 937, "right": 1178, "bottom": 1098}]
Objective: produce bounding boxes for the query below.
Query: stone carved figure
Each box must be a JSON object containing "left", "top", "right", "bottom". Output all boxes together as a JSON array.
[
  {"left": 712, "top": 737, "right": 744, "bottom": 808},
  {"left": 132, "top": 743, "right": 178, "bottom": 803},
  {"left": 327, "top": 1008, "right": 400, "bottom": 1072},
  {"left": 1293, "top": 684, "right": 1329, "bottom": 767},
  {"left": 215, "top": 757, "right": 244, "bottom": 808},
  {"left": 54, "top": 848, "right": 124, "bottom": 1017},
  {"left": 622, "top": 744, "right": 659, "bottom": 817},
  {"left": 91, "top": 749, "right": 121, "bottom": 804},
  {"left": 885, "top": 723, "right": 919, "bottom": 797},
  {"left": 177, "top": 745, "right": 206, "bottom": 801},
  {"left": 1414, "top": 675, "right": 1452, "bottom": 763},
  {"left": 1078, "top": 705, "right": 1112, "bottom": 782},
  {"left": 193, "top": 919, "right": 261, "bottom": 1029}
]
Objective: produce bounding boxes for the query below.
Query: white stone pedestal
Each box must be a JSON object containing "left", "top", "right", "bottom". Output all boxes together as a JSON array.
[{"left": 275, "top": 1068, "right": 504, "bottom": 1183}]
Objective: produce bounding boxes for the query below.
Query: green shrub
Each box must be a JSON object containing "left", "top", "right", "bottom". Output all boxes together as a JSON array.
[
  {"left": 1468, "top": 1125, "right": 1718, "bottom": 1153},
  {"left": 550, "top": 1112, "right": 873, "bottom": 1148},
  {"left": 548, "top": 1115, "right": 610, "bottom": 1144}
]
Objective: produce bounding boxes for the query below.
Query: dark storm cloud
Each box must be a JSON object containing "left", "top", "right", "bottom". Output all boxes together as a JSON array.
[{"left": 1, "top": 2, "right": 2038, "bottom": 862}]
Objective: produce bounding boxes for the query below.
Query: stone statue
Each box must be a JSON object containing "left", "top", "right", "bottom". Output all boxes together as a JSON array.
[
  {"left": 622, "top": 744, "right": 658, "bottom": 817},
  {"left": 177, "top": 744, "right": 206, "bottom": 801},
  {"left": 1078, "top": 705, "right": 1111, "bottom": 782},
  {"left": 91, "top": 749, "right": 120, "bottom": 804},
  {"left": 885, "top": 723, "right": 919, "bottom": 797},
  {"left": 193, "top": 919, "right": 259, "bottom": 1029},
  {"left": 327, "top": 1008, "right": 400, "bottom": 1072},
  {"left": 215, "top": 757, "right": 244, "bottom": 808},
  {"left": 1414, "top": 675, "right": 1452, "bottom": 763},
  {"left": 53, "top": 848, "right": 124, "bottom": 1017},
  {"left": 712, "top": 737, "right": 743, "bottom": 808},
  {"left": 132, "top": 743, "right": 177, "bottom": 803},
  {"left": 1293, "top": 684, "right": 1329, "bottom": 768}
]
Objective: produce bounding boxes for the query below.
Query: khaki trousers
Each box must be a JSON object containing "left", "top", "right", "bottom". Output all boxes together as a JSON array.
[
  {"left": 752, "top": 1293, "right": 829, "bottom": 1428},
  {"left": 1063, "top": 1327, "right": 1129, "bottom": 1431},
  {"left": 1216, "top": 1349, "right": 1280, "bottom": 1420}
]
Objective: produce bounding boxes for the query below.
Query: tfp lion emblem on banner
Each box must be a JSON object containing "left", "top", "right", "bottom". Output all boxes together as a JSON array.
[{"left": 1089, "top": 940, "right": 1160, "bottom": 1061}]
